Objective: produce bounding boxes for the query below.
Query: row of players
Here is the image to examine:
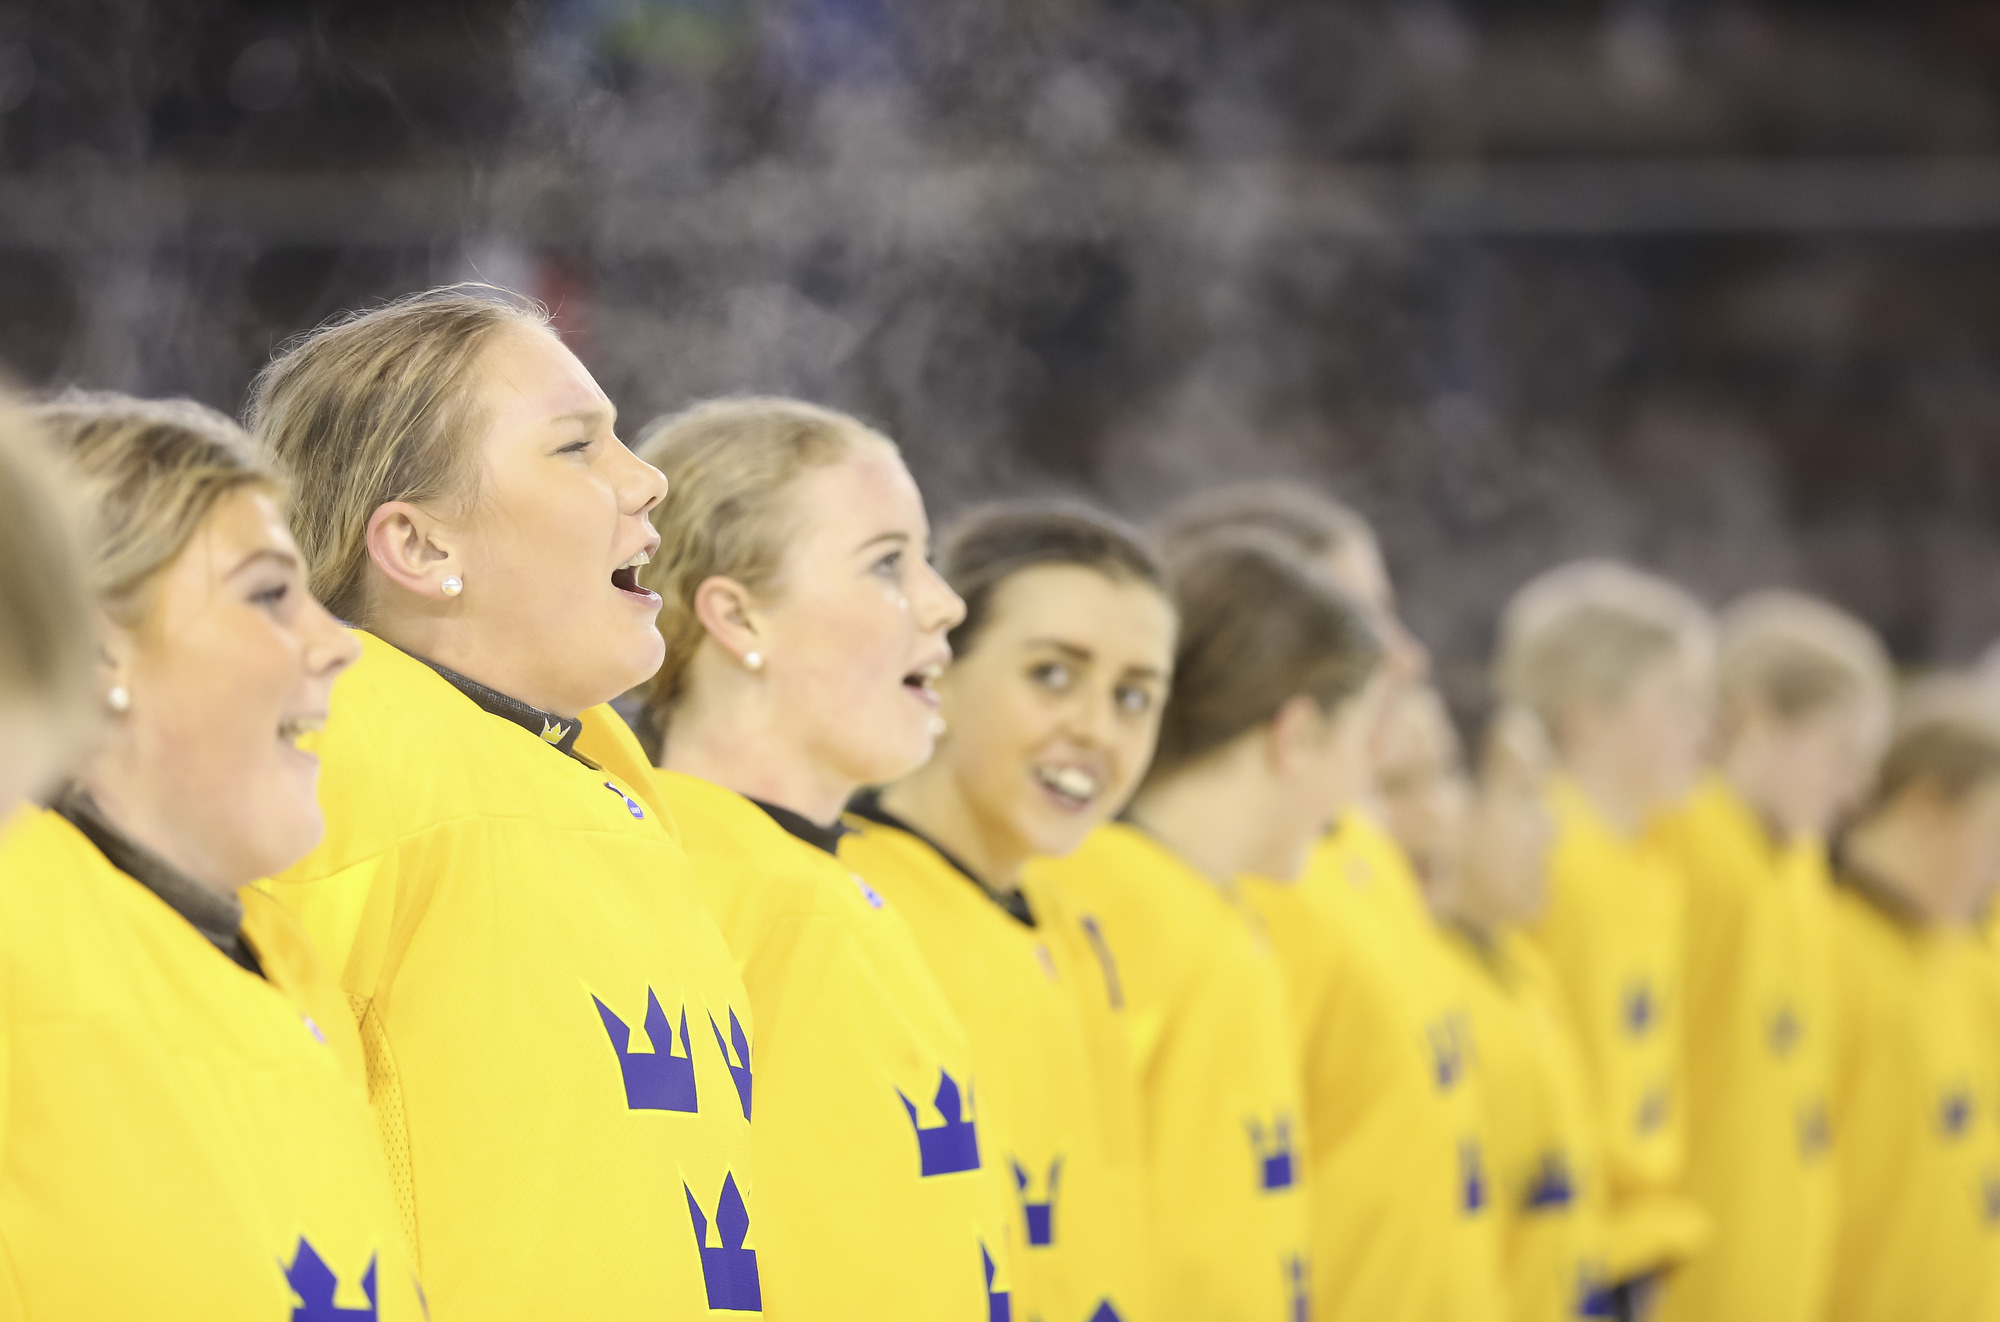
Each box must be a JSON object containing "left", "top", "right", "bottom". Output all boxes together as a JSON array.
[{"left": 0, "top": 282, "right": 1993, "bottom": 1322}]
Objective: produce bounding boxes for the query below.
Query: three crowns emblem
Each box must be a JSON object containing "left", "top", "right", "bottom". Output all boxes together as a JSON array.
[
  {"left": 1247, "top": 1114, "right": 1297, "bottom": 1192},
  {"left": 283, "top": 1238, "right": 377, "bottom": 1322},
  {"left": 1011, "top": 1156, "right": 1063, "bottom": 1246},
  {"left": 593, "top": 989, "right": 699, "bottom": 1113},
  {"left": 899, "top": 1069, "right": 983, "bottom": 1177},
  {"left": 686, "top": 1173, "right": 762, "bottom": 1312}
]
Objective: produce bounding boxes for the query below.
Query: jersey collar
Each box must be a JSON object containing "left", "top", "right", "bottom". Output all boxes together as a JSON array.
[
  {"left": 846, "top": 789, "right": 1037, "bottom": 928},
  {"left": 748, "top": 798, "right": 852, "bottom": 856},
  {"left": 406, "top": 650, "right": 599, "bottom": 769},
  {"left": 52, "top": 783, "right": 264, "bottom": 976}
]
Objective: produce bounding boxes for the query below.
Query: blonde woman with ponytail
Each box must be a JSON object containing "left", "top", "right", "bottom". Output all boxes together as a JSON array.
[
  {"left": 578, "top": 396, "right": 1017, "bottom": 1322},
  {"left": 251, "top": 288, "right": 756, "bottom": 1321}
]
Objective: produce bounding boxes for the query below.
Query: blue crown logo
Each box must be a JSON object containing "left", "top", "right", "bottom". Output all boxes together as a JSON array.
[
  {"left": 1011, "top": 1156, "right": 1063, "bottom": 1246},
  {"left": 1286, "top": 1253, "right": 1311, "bottom": 1322},
  {"left": 1577, "top": 1262, "right": 1614, "bottom": 1318},
  {"left": 1460, "top": 1138, "right": 1486, "bottom": 1213},
  {"left": 899, "top": 1070, "right": 982, "bottom": 1176},
  {"left": 284, "top": 1238, "right": 377, "bottom": 1322},
  {"left": 1636, "top": 1084, "right": 1669, "bottom": 1135},
  {"left": 710, "top": 1009, "right": 753, "bottom": 1121},
  {"left": 1768, "top": 1004, "right": 1802, "bottom": 1057},
  {"left": 1623, "top": 981, "right": 1657, "bottom": 1037},
  {"left": 1428, "top": 1013, "right": 1471, "bottom": 1091},
  {"left": 1087, "top": 1303, "right": 1127, "bottom": 1322},
  {"left": 1797, "top": 1098, "right": 1830, "bottom": 1158},
  {"left": 1524, "top": 1151, "right": 1574, "bottom": 1209},
  {"left": 686, "top": 1173, "right": 761, "bottom": 1312},
  {"left": 982, "top": 1240, "right": 1012, "bottom": 1322},
  {"left": 593, "top": 989, "right": 698, "bottom": 1113},
  {"left": 1079, "top": 915, "right": 1126, "bottom": 1010},
  {"left": 1941, "top": 1086, "right": 1975, "bottom": 1139},
  {"left": 1246, "top": 1114, "right": 1297, "bottom": 1192}
]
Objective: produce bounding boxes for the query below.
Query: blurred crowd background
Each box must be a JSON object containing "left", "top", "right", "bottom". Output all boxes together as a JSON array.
[{"left": 3, "top": 0, "right": 1999, "bottom": 708}]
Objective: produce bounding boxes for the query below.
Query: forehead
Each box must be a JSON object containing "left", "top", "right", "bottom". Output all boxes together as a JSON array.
[
  {"left": 983, "top": 564, "right": 1175, "bottom": 657},
  {"left": 789, "top": 444, "right": 922, "bottom": 533},
  {"left": 478, "top": 324, "right": 609, "bottom": 422}
]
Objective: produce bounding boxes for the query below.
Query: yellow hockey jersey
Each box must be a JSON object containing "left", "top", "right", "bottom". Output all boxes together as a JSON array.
[
  {"left": 1825, "top": 881, "right": 2000, "bottom": 1322},
  {"left": 1652, "top": 776, "right": 1836, "bottom": 1322},
  {"left": 268, "top": 632, "right": 760, "bottom": 1320},
  {"left": 0, "top": 807, "right": 426, "bottom": 1320},
  {"left": 1268, "top": 817, "right": 1506, "bottom": 1322},
  {"left": 1443, "top": 925, "right": 1611, "bottom": 1322},
  {"left": 1528, "top": 778, "right": 1708, "bottom": 1282},
  {"left": 651, "top": 770, "right": 1014, "bottom": 1322},
  {"left": 839, "top": 802, "right": 1156, "bottom": 1322},
  {"left": 1027, "top": 823, "right": 1309, "bottom": 1322}
]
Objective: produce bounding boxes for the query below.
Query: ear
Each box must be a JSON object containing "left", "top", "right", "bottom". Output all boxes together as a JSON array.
[
  {"left": 96, "top": 613, "right": 134, "bottom": 696},
  {"left": 691, "top": 574, "right": 764, "bottom": 667},
  {"left": 1266, "top": 694, "right": 1329, "bottom": 776},
  {"left": 365, "top": 500, "right": 458, "bottom": 599}
]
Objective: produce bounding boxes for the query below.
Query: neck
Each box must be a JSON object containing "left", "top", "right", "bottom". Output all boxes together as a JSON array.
[
  {"left": 880, "top": 763, "right": 1026, "bottom": 892},
  {"left": 661, "top": 696, "right": 853, "bottom": 827},
  {"left": 73, "top": 754, "right": 238, "bottom": 899},
  {"left": 372, "top": 612, "right": 581, "bottom": 721},
  {"left": 1127, "top": 751, "right": 1307, "bottom": 887},
  {"left": 1842, "top": 815, "right": 1959, "bottom": 925},
  {"left": 1562, "top": 750, "right": 1649, "bottom": 837}
]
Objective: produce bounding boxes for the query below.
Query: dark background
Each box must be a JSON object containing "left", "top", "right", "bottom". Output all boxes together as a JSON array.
[{"left": 5, "top": 0, "right": 2000, "bottom": 704}]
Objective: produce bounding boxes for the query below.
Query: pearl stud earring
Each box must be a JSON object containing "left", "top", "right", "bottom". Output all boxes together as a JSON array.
[
  {"left": 744, "top": 652, "right": 763, "bottom": 671},
  {"left": 106, "top": 685, "right": 131, "bottom": 713},
  {"left": 441, "top": 576, "right": 463, "bottom": 598}
]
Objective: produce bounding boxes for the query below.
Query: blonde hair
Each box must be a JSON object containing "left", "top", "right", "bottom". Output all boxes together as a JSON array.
[
  {"left": 0, "top": 393, "right": 93, "bottom": 729},
  {"left": 1495, "top": 559, "right": 1713, "bottom": 732},
  {"left": 246, "top": 284, "right": 551, "bottom": 623},
  {"left": 1851, "top": 712, "right": 2000, "bottom": 823},
  {"left": 31, "top": 393, "right": 277, "bottom": 629},
  {"left": 632, "top": 396, "right": 897, "bottom": 755},
  {"left": 1715, "top": 591, "right": 1889, "bottom": 737}
]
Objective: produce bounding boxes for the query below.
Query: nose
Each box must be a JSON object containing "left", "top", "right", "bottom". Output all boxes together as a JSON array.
[
  {"left": 915, "top": 560, "right": 966, "bottom": 637},
  {"left": 616, "top": 443, "right": 670, "bottom": 519},
  {"left": 304, "top": 596, "right": 361, "bottom": 679}
]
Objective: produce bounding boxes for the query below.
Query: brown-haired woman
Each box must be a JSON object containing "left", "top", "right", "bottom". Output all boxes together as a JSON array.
[
  {"left": 0, "top": 393, "right": 92, "bottom": 808},
  {"left": 1823, "top": 713, "right": 2000, "bottom": 1322},
  {"left": 842, "top": 499, "right": 1178, "bottom": 1322},
  {"left": 250, "top": 288, "right": 757, "bottom": 1319},
  {"left": 0, "top": 394, "right": 425, "bottom": 1317},
  {"left": 1028, "top": 531, "right": 1382, "bottom": 1322},
  {"left": 570, "top": 395, "right": 1018, "bottom": 1322}
]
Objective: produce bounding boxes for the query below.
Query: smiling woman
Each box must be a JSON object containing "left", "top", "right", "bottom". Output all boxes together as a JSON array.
[
  {"left": 248, "top": 288, "right": 759, "bottom": 1321},
  {"left": 0, "top": 394, "right": 424, "bottom": 1316},
  {"left": 571, "top": 395, "right": 1019, "bottom": 1322},
  {"left": 845, "top": 500, "right": 1177, "bottom": 1322}
]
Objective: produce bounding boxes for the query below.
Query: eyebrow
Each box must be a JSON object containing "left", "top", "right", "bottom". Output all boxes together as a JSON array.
[
  {"left": 550, "top": 406, "right": 617, "bottom": 430},
  {"left": 853, "top": 530, "right": 911, "bottom": 556},
  {"left": 1024, "top": 638, "right": 1169, "bottom": 681},
  {"left": 227, "top": 547, "right": 301, "bottom": 577}
]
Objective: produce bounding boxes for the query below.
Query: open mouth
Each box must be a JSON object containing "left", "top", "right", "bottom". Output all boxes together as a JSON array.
[
  {"left": 612, "top": 548, "right": 661, "bottom": 604},
  {"left": 277, "top": 714, "right": 325, "bottom": 755},
  {"left": 1032, "top": 763, "right": 1101, "bottom": 811},
  {"left": 903, "top": 660, "right": 944, "bottom": 708}
]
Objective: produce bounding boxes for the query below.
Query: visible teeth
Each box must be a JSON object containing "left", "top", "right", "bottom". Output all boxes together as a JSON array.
[
  {"left": 278, "top": 716, "right": 325, "bottom": 743},
  {"left": 916, "top": 661, "right": 944, "bottom": 682},
  {"left": 621, "top": 549, "right": 652, "bottom": 569},
  {"left": 1037, "top": 766, "right": 1098, "bottom": 801}
]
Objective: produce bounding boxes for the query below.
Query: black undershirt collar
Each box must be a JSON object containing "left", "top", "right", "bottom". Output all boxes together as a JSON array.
[
  {"left": 847, "top": 789, "right": 1036, "bottom": 928},
  {"left": 404, "top": 648, "right": 600, "bottom": 769},
  {"left": 53, "top": 784, "right": 264, "bottom": 978},
  {"left": 748, "top": 798, "right": 853, "bottom": 857}
]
